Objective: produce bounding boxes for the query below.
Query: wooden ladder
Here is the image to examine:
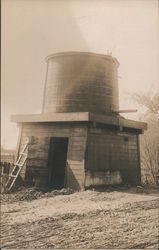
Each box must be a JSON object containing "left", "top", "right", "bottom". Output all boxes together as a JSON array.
[{"left": 4, "top": 143, "right": 28, "bottom": 192}]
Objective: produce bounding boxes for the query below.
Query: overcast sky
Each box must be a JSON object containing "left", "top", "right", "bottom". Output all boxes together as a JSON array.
[{"left": 2, "top": 0, "right": 159, "bottom": 149}]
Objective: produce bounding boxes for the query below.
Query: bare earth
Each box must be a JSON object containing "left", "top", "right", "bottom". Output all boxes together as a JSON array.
[{"left": 1, "top": 188, "right": 159, "bottom": 249}]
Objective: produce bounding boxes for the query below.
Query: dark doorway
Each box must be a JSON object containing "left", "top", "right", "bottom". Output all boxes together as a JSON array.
[{"left": 48, "top": 137, "right": 68, "bottom": 189}]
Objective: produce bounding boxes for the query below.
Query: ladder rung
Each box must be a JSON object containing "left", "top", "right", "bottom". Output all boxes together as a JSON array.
[
  {"left": 16, "top": 157, "right": 27, "bottom": 166},
  {"left": 19, "top": 152, "right": 27, "bottom": 156},
  {"left": 15, "top": 144, "right": 28, "bottom": 164},
  {"left": 16, "top": 164, "right": 23, "bottom": 167},
  {"left": 9, "top": 174, "right": 17, "bottom": 178}
]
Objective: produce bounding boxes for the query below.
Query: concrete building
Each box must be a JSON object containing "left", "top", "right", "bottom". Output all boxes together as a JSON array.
[{"left": 12, "top": 52, "right": 147, "bottom": 190}]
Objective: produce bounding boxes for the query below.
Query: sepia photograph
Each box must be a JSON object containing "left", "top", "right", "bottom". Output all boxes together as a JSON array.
[{"left": 1, "top": 0, "right": 159, "bottom": 249}]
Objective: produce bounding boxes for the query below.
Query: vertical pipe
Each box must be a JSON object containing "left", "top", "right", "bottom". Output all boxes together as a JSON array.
[
  {"left": 42, "top": 61, "right": 49, "bottom": 113},
  {"left": 137, "top": 134, "right": 142, "bottom": 185}
]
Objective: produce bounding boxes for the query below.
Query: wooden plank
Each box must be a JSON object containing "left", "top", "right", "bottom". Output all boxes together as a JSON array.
[
  {"left": 89, "top": 113, "right": 118, "bottom": 126},
  {"left": 67, "top": 160, "right": 84, "bottom": 165},
  {"left": 27, "top": 159, "right": 47, "bottom": 166},
  {"left": 28, "top": 151, "right": 48, "bottom": 160},
  {"left": 23, "top": 126, "right": 72, "bottom": 132},
  {"left": 119, "top": 117, "right": 147, "bottom": 130},
  {"left": 11, "top": 112, "right": 89, "bottom": 123},
  {"left": 89, "top": 113, "right": 147, "bottom": 131},
  {"left": 71, "top": 168, "right": 83, "bottom": 174}
]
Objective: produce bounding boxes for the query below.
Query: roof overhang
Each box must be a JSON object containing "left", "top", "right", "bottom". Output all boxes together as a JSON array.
[{"left": 11, "top": 112, "right": 147, "bottom": 133}]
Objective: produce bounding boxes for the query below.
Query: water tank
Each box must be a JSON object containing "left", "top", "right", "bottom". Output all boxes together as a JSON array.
[{"left": 42, "top": 52, "right": 119, "bottom": 114}]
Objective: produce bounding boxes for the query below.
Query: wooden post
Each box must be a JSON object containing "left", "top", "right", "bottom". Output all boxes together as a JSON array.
[{"left": 1, "top": 164, "right": 4, "bottom": 189}]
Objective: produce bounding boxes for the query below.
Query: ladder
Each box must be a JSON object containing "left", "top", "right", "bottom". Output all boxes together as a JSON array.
[{"left": 4, "top": 143, "right": 28, "bottom": 192}]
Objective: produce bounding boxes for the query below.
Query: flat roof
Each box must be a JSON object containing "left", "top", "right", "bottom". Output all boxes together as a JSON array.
[{"left": 11, "top": 112, "right": 147, "bottom": 132}]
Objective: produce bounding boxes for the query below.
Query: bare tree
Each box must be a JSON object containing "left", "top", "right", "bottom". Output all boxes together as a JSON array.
[
  {"left": 133, "top": 90, "right": 159, "bottom": 185},
  {"left": 133, "top": 90, "right": 159, "bottom": 116}
]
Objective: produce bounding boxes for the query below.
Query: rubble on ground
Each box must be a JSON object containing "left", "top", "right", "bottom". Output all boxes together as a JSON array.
[{"left": 1, "top": 187, "right": 74, "bottom": 203}]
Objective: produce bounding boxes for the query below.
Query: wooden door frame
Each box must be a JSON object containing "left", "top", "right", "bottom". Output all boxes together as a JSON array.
[{"left": 47, "top": 136, "right": 69, "bottom": 188}]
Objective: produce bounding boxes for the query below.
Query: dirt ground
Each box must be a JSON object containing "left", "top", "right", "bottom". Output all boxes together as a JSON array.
[{"left": 1, "top": 187, "right": 159, "bottom": 249}]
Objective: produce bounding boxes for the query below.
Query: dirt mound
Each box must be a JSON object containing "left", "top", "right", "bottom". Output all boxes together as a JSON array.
[{"left": 1, "top": 187, "right": 73, "bottom": 203}]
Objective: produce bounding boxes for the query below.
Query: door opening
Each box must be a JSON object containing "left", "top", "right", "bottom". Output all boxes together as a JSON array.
[{"left": 48, "top": 137, "right": 68, "bottom": 189}]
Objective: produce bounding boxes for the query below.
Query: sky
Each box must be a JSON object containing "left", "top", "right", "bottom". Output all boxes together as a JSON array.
[{"left": 2, "top": 0, "right": 159, "bottom": 149}]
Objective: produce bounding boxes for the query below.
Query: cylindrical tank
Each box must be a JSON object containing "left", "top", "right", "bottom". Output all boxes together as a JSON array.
[{"left": 42, "top": 52, "right": 119, "bottom": 114}]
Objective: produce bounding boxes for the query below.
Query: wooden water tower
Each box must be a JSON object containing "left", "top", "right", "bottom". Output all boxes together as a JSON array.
[{"left": 12, "top": 52, "right": 147, "bottom": 190}]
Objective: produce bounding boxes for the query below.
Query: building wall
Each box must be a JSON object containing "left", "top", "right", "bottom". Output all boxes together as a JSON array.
[
  {"left": 85, "top": 126, "right": 141, "bottom": 187},
  {"left": 17, "top": 122, "right": 141, "bottom": 190},
  {"left": 18, "top": 122, "right": 87, "bottom": 190}
]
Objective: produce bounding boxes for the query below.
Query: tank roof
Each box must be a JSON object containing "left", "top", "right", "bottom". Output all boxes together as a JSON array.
[{"left": 45, "top": 51, "right": 119, "bottom": 66}]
